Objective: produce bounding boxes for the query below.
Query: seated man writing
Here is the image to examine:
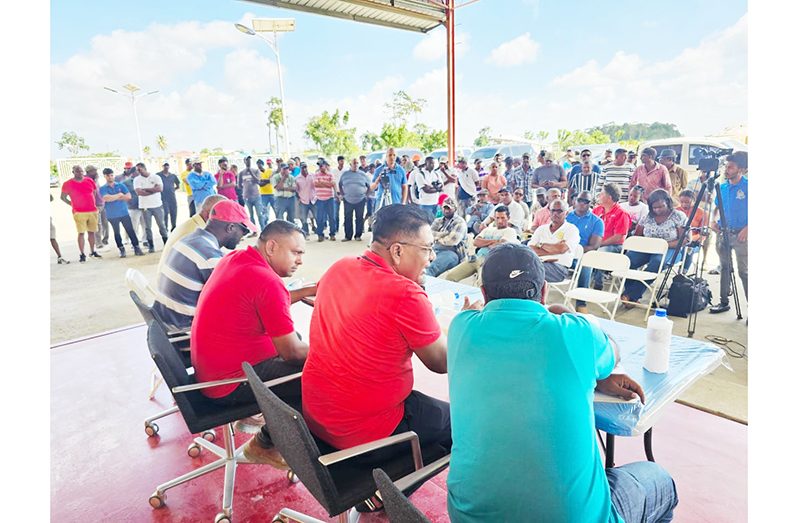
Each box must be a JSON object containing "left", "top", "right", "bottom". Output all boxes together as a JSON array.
[
  {"left": 444, "top": 205, "right": 519, "bottom": 283},
  {"left": 302, "top": 204, "right": 466, "bottom": 470},
  {"left": 153, "top": 200, "right": 251, "bottom": 331},
  {"left": 447, "top": 243, "right": 678, "bottom": 522},
  {"left": 426, "top": 197, "right": 468, "bottom": 277},
  {"left": 191, "top": 220, "right": 317, "bottom": 467},
  {"left": 527, "top": 198, "right": 580, "bottom": 283}
]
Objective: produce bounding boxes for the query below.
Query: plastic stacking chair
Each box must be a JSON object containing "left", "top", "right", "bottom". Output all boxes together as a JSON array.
[
  {"left": 242, "top": 363, "right": 449, "bottom": 523},
  {"left": 125, "top": 268, "right": 157, "bottom": 306},
  {"left": 373, "top": 455, "right": 451, "bottom": 523},
  {"left": 564, "top": 251, "right": 630, "bottom": 320},
  {"left": 546, "top": 244, "right": 584, "bottom": 304},
  {"left": 612, "top": 236, "right": 670, "bottom": 319},
  {"left": 146, "top": 321, "right": 302, "bottom": 523}
]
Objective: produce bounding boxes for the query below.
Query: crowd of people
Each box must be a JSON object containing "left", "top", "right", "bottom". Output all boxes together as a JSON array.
[{"left": 53, "top": 142, "right": 749, "bottom": 520}]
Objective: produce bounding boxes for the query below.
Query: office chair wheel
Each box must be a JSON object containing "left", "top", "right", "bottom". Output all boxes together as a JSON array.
[
  {"left": 287, "top": 470, "right": 299, "bottom": 484},
  {"left": 187, "top": 442, "right": 202, "bottom": 458},
  {"left": 201, "top": 430, "right": 216, "bottom": 442},
  {"left": 148, "top": 492, "right": 166, "bottom": 509},
  {"left": 144, "top": 422, "right": 159, "bottom": 437},
  {"left": 214, "top": 513, "right": 231, "bottom": 523}
]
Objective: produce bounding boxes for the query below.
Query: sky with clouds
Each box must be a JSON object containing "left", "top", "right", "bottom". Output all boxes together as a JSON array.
[{"left": 50, "top": 0, "right": 748, "bottom": 158}]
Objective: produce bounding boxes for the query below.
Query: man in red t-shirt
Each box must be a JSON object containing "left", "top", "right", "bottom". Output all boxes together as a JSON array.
[
  {"left": 303, "top": 204, "right": 469, "bottom": 465},
  {"left": 591, "top": 182, "right": 631, "bottom": 289},
  {"left": 215, "top": 157, "right": 238, "bottom": 201},
  {"left": 191, "top": 219, "right": 317, "bottom": 467},
  {"left": 60, "top": 164, "right": 102, "bottom": 263}
]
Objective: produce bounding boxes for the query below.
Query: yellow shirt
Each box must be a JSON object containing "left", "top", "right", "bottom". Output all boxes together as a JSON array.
[
  {"left": 181, "top": 169, "right": 193, "bottom": 196},
  {"left": 259, "top": 168, "right": 274, "bottom": 195}
]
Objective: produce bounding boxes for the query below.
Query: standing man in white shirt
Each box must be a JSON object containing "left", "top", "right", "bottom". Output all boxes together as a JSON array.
[
  {"left": 329, "top": 155, "right": 346, "bottom": 240},
  {"left": 133, "top": 162, "right": 169, "bottom": 253},
  {"left": 414, "top": 156, "right": 444, "bottom": 219},
  {"left": 437, "top": 157, "right": 457, "bottom": 199},
  {"left": 528, "top": 198, "right": 580, "bottom": 282},
  {"left": 455, "top": 156, "right": 480, "bottom": 218}
]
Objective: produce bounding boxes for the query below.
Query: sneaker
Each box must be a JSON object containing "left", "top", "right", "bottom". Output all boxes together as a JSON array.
[
  {"left": 342, "top": 238, "right": 351, "bottom": 242},
  {"left": 57, "top": 257, "right": 70, "bottom": 265},
  {"left": 709, "top": 303, "right": 730, "bottom": 314},
  {"left": 241, "top": 437, "right": 290, "bottom": 469},
  {"left": 318, "top": 236, "right": 325, "bottom": 242},
  {"left": 119, "top": 248, "right": 127, "bottom": 258},
  {"left": 329, "top": 236, "right": 336, "bottom": 241},
  {"left": 355, "top": 236, "right": 362, "bottom": 241},
  {"left": 708, "top": 267, "right": 720, "bottom": 275},
  {"left": 90, "top": 251, "right": 102, "bottom": 259},
  {"left": 79, "top": 254, "right": 87, "bottom": 263},
  {"left": 234, "top": 414, "right": 265, "bottom": 434},
  {"left": 148, "top": 246, "right": 156, "bottom": 254},
  {"left": 134, "top": 246, "right": 145, "bottom": 256}
]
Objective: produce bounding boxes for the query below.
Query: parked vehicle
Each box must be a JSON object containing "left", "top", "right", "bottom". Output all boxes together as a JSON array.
[
  {"left": 50, "top": 173, "right": 60, "bottom": 187},
  {"left": 364, "top": 148, "right": 424, "bottom": 166},
  {"left": 637, "top": 137, "right": 735, "bottom": 179},
  {"left": 470, "top": 143, "right": 536, "bottom": 165},
  {"left": 427, "top": 147, "right": 473, "bottom": 162}
]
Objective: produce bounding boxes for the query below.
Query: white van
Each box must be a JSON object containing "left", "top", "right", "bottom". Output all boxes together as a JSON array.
[{"left": 637, "top": 137, "right": 734, "bottom": 180}]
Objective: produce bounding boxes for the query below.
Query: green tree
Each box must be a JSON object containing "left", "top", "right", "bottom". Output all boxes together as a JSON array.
[
  {"left": 267, "top": 97, "right": 284, "bottom": 151},
  {"left": 90, "top": 151, "right": 120, "bottom": 157},
  {"left": 523, "top": 130, "right": 551, "bottom": 143},
  {"left": 414, "top": 123, "right": 447, "bottom": 152},
  {"left": 474, "top": 127, "right": 492, "bottom": 147},
  {"left": 385, "top": 90, "right": 427, "bottom": 123},
  {"left": 56, "top": 131, "right": 90, "bottom": 156},
  {"left": 304, "top": 109, "right": 358, "bottom": 157},
  {"left": 143, "top": 145, "right": 152, "bottom": 156},
  {"left": 156, "top": 135, "right": 168, "bottom": 153},
  {"left": 379, "top": 122, "right": 420, "bottom": 149},
  {"left": 360, "top": 132, "right": 383, "bottom": 152},
  {"left": 556, "top": 129, "right": 572, "bottom": 151}
]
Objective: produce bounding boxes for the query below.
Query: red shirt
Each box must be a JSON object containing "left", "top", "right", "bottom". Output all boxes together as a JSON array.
[
  {"left": 593, "top": 203, "right": 631, "bottom": 245},
  {"left": 314, "top": 171, "right": 335, "bottom": 201},
  {"left": 629, "top": 162, "right": 672, "bottom": 200},
  {"left": 302, "top": 252, "right": 441, "bottom": 449},
  {"left": 61, "top": 177, "right": 98, "bottom": 213},
  {"left": 215, "top": 170, "right": 238, "bottom": 201},
  {"left": 191, "top": 247, "right": 294, "bottom": 398}
]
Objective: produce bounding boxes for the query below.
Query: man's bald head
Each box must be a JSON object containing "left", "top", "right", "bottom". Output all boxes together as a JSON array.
[{"left": 199, "top": 194, "right": 227, "bottom": 221}]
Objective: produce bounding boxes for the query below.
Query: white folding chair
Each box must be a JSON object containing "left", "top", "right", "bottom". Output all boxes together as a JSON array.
[
  {"left": 564, "top": 251, "right": 630, "bottom": 320},
  {"left": 612, "top": 236, "right": 669, "bottom": 319},
  {"left": 547, "top": 244, "right": 583, "bottom": 304},
  {"left": 125, "top": 268, "right": 157, "bottom": 307}
]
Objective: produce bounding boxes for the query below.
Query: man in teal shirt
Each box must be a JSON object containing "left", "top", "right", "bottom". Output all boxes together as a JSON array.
[{"left": 447, "top": 243, "right": 677, "bottom": 522}]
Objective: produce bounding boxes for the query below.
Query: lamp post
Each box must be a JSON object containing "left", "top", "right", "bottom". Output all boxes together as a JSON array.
[
  {"left": 103, "top": 84, "right": 159, "bottom": 161},
  {"left": 235, "top": 18, "right": 295, "bottom": 157}
]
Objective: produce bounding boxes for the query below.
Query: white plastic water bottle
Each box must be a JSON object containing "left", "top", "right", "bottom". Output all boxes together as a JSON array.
[{"left": 644, "top": 308, "right": 672, "bottom": 373}]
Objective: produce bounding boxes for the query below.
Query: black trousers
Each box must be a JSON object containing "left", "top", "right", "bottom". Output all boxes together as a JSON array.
[
  {"left": 343, "top": 199, "right": 367, "bottom": 240},
  {"left": 188, "top": 199, "right": 196, "bottom": 217},
  {"left": 210, "top": 356, "right": 304, "bottom": 447},
  {"left": 162, "top": 196, "right": 178, "bottom": 231},
  {"left": 108, "top": 215, "right": 140, "bottom": 249}
]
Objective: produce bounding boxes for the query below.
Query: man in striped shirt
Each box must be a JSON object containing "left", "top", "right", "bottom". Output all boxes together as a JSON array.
[
  {"left": 152, "top": 200, "right": 256, "bottom": 330},
  {"left": 598, "top": 148, "right": 635, "bottom": 202},
  {"left": 569, "top": 160, "right": 600, "bottom": 201}
]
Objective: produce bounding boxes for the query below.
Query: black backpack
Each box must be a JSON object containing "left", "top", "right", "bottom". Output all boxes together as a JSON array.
[{"left": 666, "top": 273, "right": 713, "bottom": 317}]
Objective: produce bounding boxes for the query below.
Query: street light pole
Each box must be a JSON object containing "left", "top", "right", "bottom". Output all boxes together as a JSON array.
[
  {"left": 270, "top": 30, "right": 291, "bottom": 157},
  {"left": 103, "top": 84, "right": 159, "bottom": 161}
]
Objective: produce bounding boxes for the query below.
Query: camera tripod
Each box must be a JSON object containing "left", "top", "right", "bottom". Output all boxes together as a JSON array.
[{"left": 655, "top": 169, "right": 743, "bottom": 337}]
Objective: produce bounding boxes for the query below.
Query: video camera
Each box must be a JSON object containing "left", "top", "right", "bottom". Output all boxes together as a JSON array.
[
  {"left": 696, "top": 147, "right": 734, "bottom": 173},
  {"left": 430, "top": 179, "right": 443, "bottom": 192}
]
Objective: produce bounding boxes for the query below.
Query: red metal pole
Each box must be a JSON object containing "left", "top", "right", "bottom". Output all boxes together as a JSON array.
[{"left": 446, "top": 0, "right": 455, "bottom": 162}]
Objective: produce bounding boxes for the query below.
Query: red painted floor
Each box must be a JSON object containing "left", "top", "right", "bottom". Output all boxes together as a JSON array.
[{"left": 51, "top": 320, "right": 746, "bottom": 522}]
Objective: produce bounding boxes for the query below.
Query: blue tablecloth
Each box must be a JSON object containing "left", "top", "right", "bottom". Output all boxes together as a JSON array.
[{"left": 423, "top": 276, "right": 727, "bottom": 437}]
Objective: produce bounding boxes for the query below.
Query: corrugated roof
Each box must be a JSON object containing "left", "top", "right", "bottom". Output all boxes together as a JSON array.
[{"left": 243, "top": 0, "right": 447, "bottom": 33}]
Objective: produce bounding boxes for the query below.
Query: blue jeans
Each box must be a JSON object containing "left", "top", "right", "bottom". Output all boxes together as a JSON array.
[
  {"left": 607, "top": 461, "right": 678, "bottom": 522},
  {"left": 426, "top": 248, "right": 461, "bottom": 277},
  {"left": 260, "top": 194, "right": 276, "bottom": 223},
  {"left": 245, "top": 197, "right": 266, "bottom": 231},
  {"left": 332, "top": 198, "right": 341, "bottom": 235},
  {"left": 572, "top": 257, "right": 592, "bottom": 307},
  {"left": 681, "top": 245, "right": 700, "bottom": 273},
  {"left": 591, "top": 244, "right": 623, "bottom": 288},
  {"left": 315, "top": 198, "right": 336, "bottom": 237},
  {"left": 419, "top": 204, "right": 438, "bottom": 221},
  {"left": 274, "top": 196, "right": 295, "bottom": 223},
  {"left": 298, "top": 202, "right": 314, "bottom": 235},
  {"left": 623, "top": 248, "right": 682, "bottom": 302}
]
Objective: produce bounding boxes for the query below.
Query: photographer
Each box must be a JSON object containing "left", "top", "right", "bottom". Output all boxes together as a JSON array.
[
  {"left": 370, "top": 147, "right": 408, "bottom": 209},
  {"left": 414, "top": 155, "right": 445, "bottom": 219},
  {"left": 709, "top": 151, "right": 748, "bottom": 314}
]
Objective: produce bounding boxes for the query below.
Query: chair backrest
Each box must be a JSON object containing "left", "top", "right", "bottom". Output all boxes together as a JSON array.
[
  {"left": 573, "top": 243, "right": 584, "bottom": 263},
  {"left": 243, "top": 363, "right": 340, "bottom": 514},
  {"left": 577, "top": 250, "right": 631, "bottom": 273},
  {"left": 130, "top": 290, "right": 156, "bottom": 324},
  {"left": 146, "top": 321, "right": 200, "bottom": 421},
  {"left": 373, "top": 469, "right": 430, "bottom": 523},
  {"left": 125, "top": 268, "right": 156, "bottom": 306},
  {"left": 621, "top": 236, "right": 669, "bottom": 256}
]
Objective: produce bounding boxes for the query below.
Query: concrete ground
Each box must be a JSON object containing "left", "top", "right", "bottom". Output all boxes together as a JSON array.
[{"left": 49, "top": 187, "right": 748, "bottom": 423}]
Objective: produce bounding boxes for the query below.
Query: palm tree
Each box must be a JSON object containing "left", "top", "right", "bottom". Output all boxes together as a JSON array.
[
  {"left": 143, "top": 145, "right": 152, "bottom": 157},
  {"left": 156, "top": 135, "right": 168, "bottom": 153}
]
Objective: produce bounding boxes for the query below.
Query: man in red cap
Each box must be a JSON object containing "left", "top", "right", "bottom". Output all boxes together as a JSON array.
[{"left": 191, "top": 219, "right": 316, "bottom": 467}]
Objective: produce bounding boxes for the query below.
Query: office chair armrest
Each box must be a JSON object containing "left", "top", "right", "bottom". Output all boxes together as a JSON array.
[
  {"left": 318, "top": 431, "right": 423, "bottom": 471},
  {"left": 171, "top": 371, "right": 302, "bottom": 394},
  {"left": 389, "top": 454, "right": 451, "bottom": 493}
]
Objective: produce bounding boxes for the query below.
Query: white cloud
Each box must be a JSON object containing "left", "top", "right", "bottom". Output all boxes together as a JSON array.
[
  {"left": 487, "top": 33, "right": 540, "bottom": 67},
  {"left": 413, "top": 29, "right": 470, "bottom": 61}
]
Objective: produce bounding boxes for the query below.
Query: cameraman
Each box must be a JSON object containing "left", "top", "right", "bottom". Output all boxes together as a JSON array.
[
  {"left": 414, "top": 155, "right": 444, "bottom": 219},
  {"left": 370, "top": 147, "right": 408, "bottom": 209},
  {"left": 709, "top": 151, "right": 748, "bottom": 314}
]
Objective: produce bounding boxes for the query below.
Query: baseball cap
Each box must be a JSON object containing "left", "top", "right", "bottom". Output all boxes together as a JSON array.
[
  {"left": 544, "top": 151, "right": 554, "bottom": 161},
  {"left": 191, "top": 158, "right": 202, "bottom": 165},
  {"left": 440, "top": 156, "right": 449, "bottom": 163},
  {"left": 477, "top": 188, "right": 489, "bottom": 196},
  {"left": 124, "top": 161, "right": 134, "bottom": 169},
  {"left": 504, "top": 156, "right": 514, "bottom": 164},
  {"left": 442, "top": 197, "right": 456, "bottom": 208},
  {"left": 412, "top": 153, "right": 422, "bottom": 162},
  {"left": 498, "top": 186, "right": 510, "bottom": 194},
  {"left": 535, "top": 187, "right": 546, "bottom": 195},
  {"left": 481, "top": 243, "right": 546, "bottom": 297},
  {"left": 218, "top": 156, "right": 228, "bottom": 164},
  {"left": 658, "top": 149, "right": 677, "bottom": 160},
  {"left": 244, "top": 155, "right": 252, "bottom": 160},
  {"left": 628, "top": 151, "right": 637, "bottom": 157},
  {"left": 209, "top": 200, "right": 257, "bottom": 232},
  {"left": 163, "top": 162, "right": 169, "bottom": 167},
  {"left": 614, "top": 148, "right": 627, "bottom": 155},
  {"left": 266, "top": 158, "right": 273, "bottom": 163}
]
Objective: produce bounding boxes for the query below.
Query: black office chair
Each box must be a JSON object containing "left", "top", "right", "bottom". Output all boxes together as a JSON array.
[
  {"left": 146, "top": 321, "right": 301, "bottom": 523},
  {"left": 243, "top": 362, "right": 448, "bottom": 523},
  {"left": 373, "top": 454, "right": 451, "bottom": 523}
]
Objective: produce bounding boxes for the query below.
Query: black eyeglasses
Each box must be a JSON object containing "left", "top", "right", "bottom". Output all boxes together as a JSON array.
[
  {"left": 236, "top": 223, "right": 250, "bottom": 235},
  {"left": 550, "top": 209, "right": 565, "bottom": 214},
  {"left": 577, "top": 198, "right": 591, "bottom": 204},
  {"left": 581, "top": 153, "right": 591, "bottom": 157}
]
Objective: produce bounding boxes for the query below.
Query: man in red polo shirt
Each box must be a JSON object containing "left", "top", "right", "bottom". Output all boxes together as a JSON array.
[
  {"left": 60, "top": 164, "right": 102, "bottom": 263},
  {"left": 191, "top": 219, "right": 317, "bottom": 467},
  {"left": 591, "top": 182, "right": 631, "bottom": 289},
  {"left": 303, "top": 204, "right": 465, "bottom": 467}
]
